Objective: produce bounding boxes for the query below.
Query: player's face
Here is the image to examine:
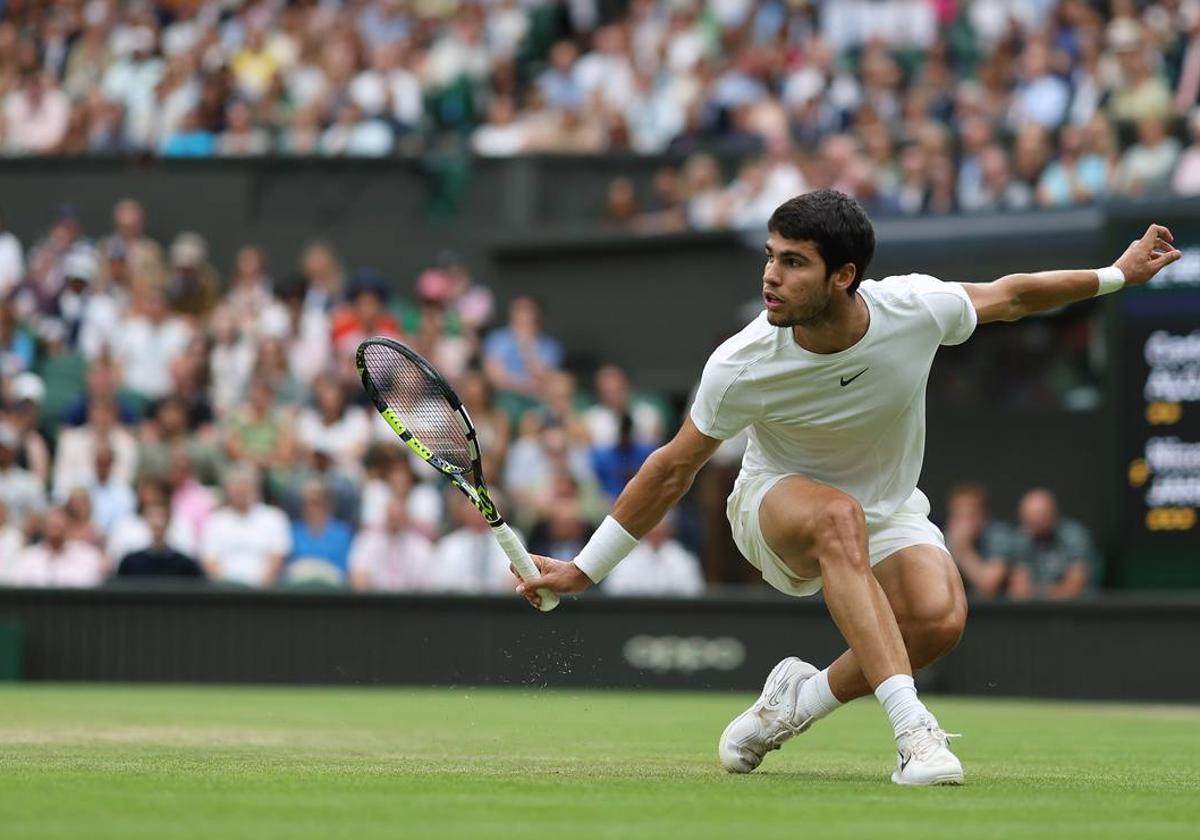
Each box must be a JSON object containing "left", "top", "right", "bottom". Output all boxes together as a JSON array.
[{"left": 762, "top": 235, "right": 835, "bottom": 327}]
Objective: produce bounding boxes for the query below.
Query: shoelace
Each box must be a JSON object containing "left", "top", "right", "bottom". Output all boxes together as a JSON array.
[{"left": 899, "top": 722, "right": 961, "bottom": 762}]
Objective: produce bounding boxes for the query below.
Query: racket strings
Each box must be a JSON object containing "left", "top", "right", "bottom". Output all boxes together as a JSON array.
[{"left": 361, "top": 344, "right": 473, "bottom": 474}]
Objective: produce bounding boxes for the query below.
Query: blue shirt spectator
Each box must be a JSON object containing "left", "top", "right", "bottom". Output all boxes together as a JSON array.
[
  {"left": 590, "top": 413, "right": 654, "bottom": 499},
  {"left": 482, "top": 296, "right": 563, "bottom": 398},
  {"left": 286, "top": 481, "right": 354, "bottom": 583}
]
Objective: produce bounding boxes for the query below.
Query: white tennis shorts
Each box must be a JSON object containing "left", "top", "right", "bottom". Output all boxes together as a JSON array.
[{"left": 726, "top": 473, "right": 948, "bottom": 597}]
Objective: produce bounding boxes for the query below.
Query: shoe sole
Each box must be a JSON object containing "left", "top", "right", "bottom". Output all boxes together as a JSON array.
[
  {"left": 891, "top": 771, "right": 964, "bottom": 786},
  {"left": 718, "top": 657, "right": 811, "bottom": 774}
]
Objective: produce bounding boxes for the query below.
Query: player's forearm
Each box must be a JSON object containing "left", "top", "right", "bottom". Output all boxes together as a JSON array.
[
  {"left": 610, "top": 447, "right": 697, "bottom": 538},
  {"left": 993, "top": 270, "right": 1104, "bottom": 320}
]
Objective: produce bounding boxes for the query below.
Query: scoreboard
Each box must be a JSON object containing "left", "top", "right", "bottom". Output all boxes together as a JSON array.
[{"left": 1118, "top": 248, "right": 1200, "bottom": 571}]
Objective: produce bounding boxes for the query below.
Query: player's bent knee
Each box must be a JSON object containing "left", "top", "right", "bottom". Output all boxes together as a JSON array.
[
  {"left": 813, "top": 494, "right": 869, "bottom": 570},
  {"left": 913, "top": 604, "right": 966, "bottom": 659}
]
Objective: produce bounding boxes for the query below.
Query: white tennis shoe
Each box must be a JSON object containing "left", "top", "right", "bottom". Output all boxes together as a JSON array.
[
  {"left": 718, "top": 657, "right": 818, "bottom": 773},
  {"left": 891, "top": 715, "right": 963, "bottom": 786}
]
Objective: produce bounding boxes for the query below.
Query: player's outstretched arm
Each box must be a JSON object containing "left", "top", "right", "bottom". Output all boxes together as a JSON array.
[
  {"left": 514, "top": 418, "right": 721, "bottom": 608},
  {"left": 962, "top": 223, "right": 1182, "bottom": 324}
]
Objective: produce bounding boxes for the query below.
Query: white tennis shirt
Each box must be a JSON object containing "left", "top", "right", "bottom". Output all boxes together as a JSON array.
[{"left": 690, "top": 274, "right": 977, "bottom": 525}]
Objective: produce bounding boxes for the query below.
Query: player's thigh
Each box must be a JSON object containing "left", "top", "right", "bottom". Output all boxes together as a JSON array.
[
  {"left": 872, "top": 544, "right": 967, "bottom": 630},
  {"left": 758, "top": 474, "right": 861, "bottom": 580}
]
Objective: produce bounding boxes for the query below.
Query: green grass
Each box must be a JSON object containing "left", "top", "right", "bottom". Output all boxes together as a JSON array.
[{"left": 0, "top": 685, "right": 1198, "bottom": 839}]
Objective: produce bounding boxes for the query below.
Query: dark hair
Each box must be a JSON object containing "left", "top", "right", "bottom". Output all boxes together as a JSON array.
[{"left": 767, "top": 190, "right": 875, "bottom": 295}]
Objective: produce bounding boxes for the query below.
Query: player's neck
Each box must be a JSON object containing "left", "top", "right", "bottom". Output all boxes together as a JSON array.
[{"left": 791, "top": 292, "right": 870, "bottom": 355}]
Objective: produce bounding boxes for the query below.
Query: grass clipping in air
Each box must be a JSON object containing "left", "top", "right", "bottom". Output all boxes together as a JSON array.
[{"left": 1, "top": 685, "right": 1198, "bottom": 839}]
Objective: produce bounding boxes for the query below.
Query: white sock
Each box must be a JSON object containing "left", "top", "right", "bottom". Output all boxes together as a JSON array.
[
  {"left": 796, "top": 668, "right": 842, "bottom": 722},
  {"left": 874, "top": 674, "right": 931, "bottom": 737}
]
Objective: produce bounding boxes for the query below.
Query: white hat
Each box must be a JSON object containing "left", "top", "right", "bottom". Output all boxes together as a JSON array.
[
  {"left": 63, "top": 247, "right": 97, "bottom": 282},
  {"left": 11, "top": 372, "right": 44, "bottom": 404}
]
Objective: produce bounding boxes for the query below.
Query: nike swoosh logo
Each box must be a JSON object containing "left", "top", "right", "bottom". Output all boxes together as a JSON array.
[
  {"left": 899, "top": 751, "right": 912, "bottom": 772},
  {"left": 766, "top": 679, "right": 788, "bottom": 707},
  {"left": 840, "top": 368, "right": 869, "bottom": 386}
]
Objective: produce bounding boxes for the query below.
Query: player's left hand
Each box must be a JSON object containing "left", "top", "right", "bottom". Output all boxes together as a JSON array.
[
  {"left": 1114, "top": 224, "right": 1183, "bottom": 286},
  {"left": 512, "top": 554, "right": 591, "bottom": 609}
]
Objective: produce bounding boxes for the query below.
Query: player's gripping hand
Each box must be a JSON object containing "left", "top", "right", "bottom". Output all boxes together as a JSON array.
[
  {"left": 512, "top": 555, "right": 592, "bottom": 610},
  {"left": 1115, "top": 223, "right": 1183, "bottom": 286}
]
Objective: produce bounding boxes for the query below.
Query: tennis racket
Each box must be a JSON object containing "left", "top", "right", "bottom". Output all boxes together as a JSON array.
[{"left": 355, "top": 336, "right": 559, "bottom": 611}]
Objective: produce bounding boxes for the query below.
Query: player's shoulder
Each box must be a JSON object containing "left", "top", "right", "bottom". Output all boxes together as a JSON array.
[
  {"left": 705, "top": 312, "right": 787, "bottom": 371},
  {"left": 862, "top": 273, "right": 959, "bottom": 306}
]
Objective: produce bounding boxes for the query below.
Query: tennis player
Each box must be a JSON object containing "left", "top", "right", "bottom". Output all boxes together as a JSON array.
[{"left": 516, "top": 189, "right": 1180, "bottom": 786}]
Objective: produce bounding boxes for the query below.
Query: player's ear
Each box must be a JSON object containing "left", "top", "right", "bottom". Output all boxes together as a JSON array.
[{"left": 831, "top": 262, "right": 857, "bottom": 293}]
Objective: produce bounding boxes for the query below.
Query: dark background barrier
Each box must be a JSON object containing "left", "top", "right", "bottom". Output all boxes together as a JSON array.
[{"left": 2, "top": 587, "right": 1198, "bottom": 702}]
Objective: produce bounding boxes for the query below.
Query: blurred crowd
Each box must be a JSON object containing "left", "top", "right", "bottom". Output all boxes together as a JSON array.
[
  {"left": 1, "top": 2, "right": 1200, "bottom": 219},
  {"left": 944, "top": 484, "right": 1100, "bottom": 599},
  {"left": 0, "top": 197, "right": 706, "bottom": 595}
]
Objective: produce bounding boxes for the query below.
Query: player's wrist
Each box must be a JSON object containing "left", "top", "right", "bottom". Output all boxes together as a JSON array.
[
  {"left": 573, "top": 516, "right": 639, "bottom": 584},
  {"left": 1094, "top": 265, "right": 1125, "bottom": 296}
]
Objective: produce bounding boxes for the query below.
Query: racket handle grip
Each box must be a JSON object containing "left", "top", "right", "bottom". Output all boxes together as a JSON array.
[{"left": 492, "top": 523, "right": 560, "bottom": 612}]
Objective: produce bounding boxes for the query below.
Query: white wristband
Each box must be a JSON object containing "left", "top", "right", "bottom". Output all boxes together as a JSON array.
[
  {"left": 573, "top": 515, "right": 639, "bottom": 583},
  {"left": 1094, "top": 265, "right": 1125, "bottom": 296}
]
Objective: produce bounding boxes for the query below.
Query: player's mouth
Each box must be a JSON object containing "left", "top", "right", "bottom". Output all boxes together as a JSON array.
[{"left": 764, "top": 291, "right": 784, "bottom": 311}]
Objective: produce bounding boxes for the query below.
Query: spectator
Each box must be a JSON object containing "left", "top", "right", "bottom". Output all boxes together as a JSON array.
[
  {"left": 285, "top": 480, "right": 354, "bottom": 585},
  {"left": 592, "top": 412, "right": 656, "bottom": 500},
  {"left": 604, "top": 516, "right": 705, "bottom": 597},
  {"left": 112, "top": 286, "right": 193, "bottom": 401},
  {"left": 52, "top": 400, "right": 138, "bottom": 502},
  {"left": 457, "top": 369, "right": 510, "bottom": 464},
  {"left": 1171, "top": 109, "right": 1200, "bottom": 195},
  {"left": 298, "top": 241, "right": 344, "bottom": 314},
  {"left": 1037, "top": 123, "right": 1109, "bottom": 207},
  {"left": 583, "top": 364, "right": 665, "bottom": 449},
  {"left": 84, "top": 441, "right": 136, "bottom": 533},
  {"left": 222, "top": 375, "right": 295, "bottom": 480},
  {"left": 164, "top": 232, "right": 221, "bottom": 320},
  {"left": 160, "top": 108, "right": 216, "bottom": 157},
  {"left": 295, "top": 373, "right": 371, "bottom": 476},
  {"left": 329, "top": 269, "right": 402, "bottom": 360},
  {"left": 166, "top": 446, "right": 217, "bottom": 552},
  {"left": 216, "top": 99, "right": 271, "bottom": 156},
  {"left": 63, "top": 486, "right": 102, "bottom": 547},
  {"left": 282, "top": 438, "right": 360, "bottom": 526},
  {"left": 115, "top": 501, "right": 205, "bottom": 580},
  {"left": 1106, "top": 19, "right": 1173, "bottom": 124},
  {"left": 431, "top": 492, "right": 521, "bottom": 593},
  {"left": 424, "top": 250, "right": 494, "bottom": 334},
  {"left": 200, "top": 465, "right": 291, "bottom": 587},
  {"left": 207, "top": 306, "right": 256, "bottom": 418},
  {"left": 482, "top": 296, "right": 563, "bottom": 404},
  {"left": 1008, "top": 38, "right": 1070, "bottom": 130},
  {"left": 1007, "top": 488, "right": 1100, "bottom": 600},
  {"left": 349, "top": 494, "right": 438, "bottom": 592},
  {"left": 1113, "top": 115, "right": 1182, "bottom": 197},
  {"left": 0, "top": 499, "right": 25, "bottom": 576},
  {"left": 6, "top": 372, "right": 51, "bottom": 486},
  {"left": 108, "top": 475, "right": 196, "bottom": 562},
  {"left": 320, "top": 102, "right": 394, "bottom": 157},
  {"left": 7, "top": 506, "right": 106, "bottom": 587},
  {"left": 527, "top": 476, "right": 592, "bottom": 560},
  {"left": 963, "top": 145, "right": 1028, "bottom": 213},
  {"left": 944, "top": 484, "right": 1014, "bottom": 599},
  {"left": 0, "top": 209, "right": 23, "bottom": 298},
  {"left": 137, "top": 395, "right": 222, "bottom": 486},
  {"left": 2, "top": 71, "right": 70, "bottom": 153},
  {"left": 359, "top": 452, "right": 443, "bottom": 539},
  {"left": 472, "top": 95, "right": 528, "bottom": 156},
  {"left": 225, "top": 244, "right": 282, "bottom": 337},
  {"left": 0, "top": 296, "right": 35, "bottom": 377}
]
